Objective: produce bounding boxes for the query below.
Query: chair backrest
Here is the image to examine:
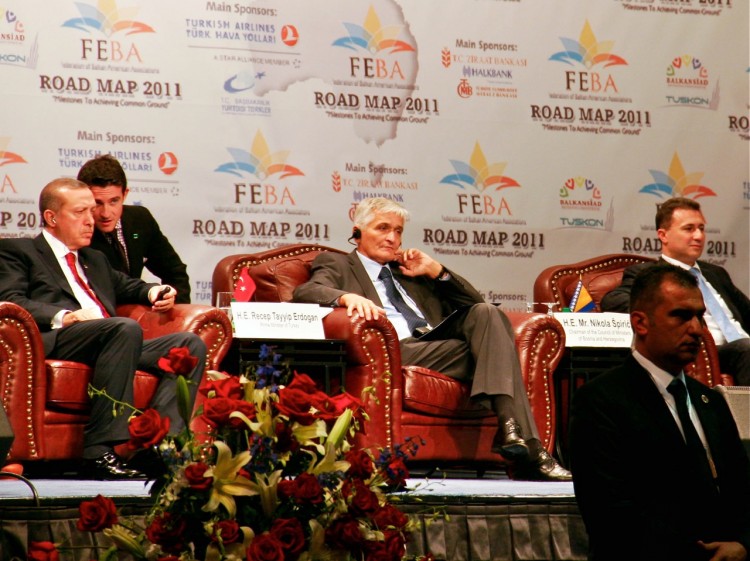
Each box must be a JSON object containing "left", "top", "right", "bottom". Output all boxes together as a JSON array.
[
  {"left": 533, "top": 253, "right": 655, "bottom": 312},
  {"left": 533, "top": 253, "right": 726, "bottom": 387},
  {"left": 212, "top": 244, "right": 346, "bottom": 305}
]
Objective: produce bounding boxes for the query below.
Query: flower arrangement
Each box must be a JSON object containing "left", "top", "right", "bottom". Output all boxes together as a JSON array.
[{"left": 60, "top": 345, "right": 432, "bottom": 561}]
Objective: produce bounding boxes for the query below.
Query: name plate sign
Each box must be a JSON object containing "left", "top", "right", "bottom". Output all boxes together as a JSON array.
[
  {"left": 230, "top": 303, "right": 332, "bottom": 340},
  {"left": 553, "top": 312, "right": 633, "bottom": 348}
]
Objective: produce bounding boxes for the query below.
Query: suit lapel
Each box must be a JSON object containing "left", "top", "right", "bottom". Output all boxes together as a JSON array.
[
  {"left": 685, "top": 377, "right": 721, "bottom": 453},
  {"left": 78, "top": 250, "right": 116, "bottom": 315},
  {"left": 33, "top": 235, "right": 77, "bottom": 301},
  {"left": 346, "top": 252, "right": 382, "bottom": 305},
  {"left": 121, "top": 206, "right": 142, "bottom": 276}
]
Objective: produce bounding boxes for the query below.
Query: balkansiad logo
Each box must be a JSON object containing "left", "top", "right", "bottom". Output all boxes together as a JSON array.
[
  {"left": 664, "top": 54, "right": 719, "bottom": 110},
  {"left": 639, "top": 152, "right": 717, "bottom": 200},
  {"left": 0, "top": 8, "right": 38, "bottom": 69}
]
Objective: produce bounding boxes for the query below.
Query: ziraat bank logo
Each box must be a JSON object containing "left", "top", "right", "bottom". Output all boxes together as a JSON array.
[
  {"left": 664, "top": 55, "right": 719, "bottom": 109},
  {"left": 549, "top": 20, "right": 627, "bottom": 95},
  {"left": 0, "top": 8, "right": 38, "bottom": 69},
  {"left": 440, "top": 142, "right": 521, "bottom": 217},
  {"left": 215, "top": 130, "right": 304, "bottom": 207},
  {"left": 558, "top": 177, "right": 614, "bottom": 231},
  {"left": 62, "top": 0, "right": 155, "bottom": 64},
  {"left": 639, "top": 152, "right": 717, "bottom": 200}
]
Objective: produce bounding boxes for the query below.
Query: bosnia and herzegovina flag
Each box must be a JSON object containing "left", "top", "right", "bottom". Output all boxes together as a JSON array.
[{"left": 569, "top": 277, "right": 596, "bottom": 312}]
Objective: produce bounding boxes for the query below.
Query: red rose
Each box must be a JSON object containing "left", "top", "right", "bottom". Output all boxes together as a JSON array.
[
  {"left": 128, "top": 409, "right": 170, "bottom": 449},
  {"left": 145, "top": 512, "right": 189, "bottom": 554},
  {"left": 184, "top": 462, "right": 213, "bottom": 491},
  {"left": 276, "top": 479, "right": 296, "bottom": 500},
  {"left": 348, "top": 479, "right": 380, "bottom": 516},
  {"left": 203, "top": 398, "right": 256, "bottom": 429},
  {"left": 363, "top": 538, "right": 400, "bottom": 561},
  {"left": 328, "top": 392, "right": 364, "bottom": 420},
  {"left": 246, "top": 532, "right": 285, "bottom": 561},
  {"left": 157, "top": 557, "right": 180, "bottom": 561},
  {"left": 289, "top": 473, "right": 324, "bottom": 505},
  {"left": 270, "top": 518, "right": 305, "bottom": 558},
  {"left": 286, "top": 372, "right": 318, "bottom": 393},
  {"left": 200, "top": 375, "right": 243, "bottom": 399},
  {"left": 273, "top": 420, "right": 297, "bottom": 453},
  {"left": 324, "top": 516, "right": 362, "bottom": 550},
  {"left": 76, "top": 494, "right": 118, "bottom": 532},
  {"left": 158, "top": 346, "right": 199, "bottom": 376},
  {"left": 345, "top": 449, "right": 374, "bottom": 479},
  {"left": 275, "top": 387, "right": 317, "bottom": 425},
  {"left": 372, "top": 504, "right": 408, "bottom": 530},
  {"left": 384, "top": 530, "right": 406, "bottom": 559},
  {"left": 212, "top": 519, "right": 242, "bottom": 545},
  {"left": 27, "top": 542, "right": 59, "bottom": 561},
  {"left": 384, "top": 457, "right": 409, "bottom": 487}
]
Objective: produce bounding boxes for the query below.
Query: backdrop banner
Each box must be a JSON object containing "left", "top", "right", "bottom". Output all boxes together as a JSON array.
[{"left": 1, "top": 0, "right": 747, "bottom": 308}]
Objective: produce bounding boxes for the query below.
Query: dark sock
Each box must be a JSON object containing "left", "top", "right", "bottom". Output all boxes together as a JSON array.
[{"left": 492, "top": 395, "right": 515, "bottom": 421}]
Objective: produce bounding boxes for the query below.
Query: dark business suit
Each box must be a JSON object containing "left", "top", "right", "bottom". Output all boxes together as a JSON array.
[
  {"left": 0, "top": 235, "right": 206, "bottom": 456},
  {"left": 601, "top": 259, "right": 750, "bottom": 384},
  {"left": 292, "top": 250, "right": 539, "bottom": 440},
  {"left": 89, "top": 205, "right": 191, "bottom": 303},
  {"left": 569, "top": 356, "right": 750, "bottom": 561}
]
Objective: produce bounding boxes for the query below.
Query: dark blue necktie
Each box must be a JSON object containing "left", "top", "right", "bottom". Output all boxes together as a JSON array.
[
  {"left": 667, "top": 378, "right": 717, "bottom": 491},
  {"left": 378, "top": 266, "right": 427, "bottom": 336}
]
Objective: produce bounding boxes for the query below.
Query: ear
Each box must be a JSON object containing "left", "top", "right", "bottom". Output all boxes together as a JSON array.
[
  {"left": 630, "top": 310, "right": 649, "bottom": 337},
  {"left": 43, "top": 210, "right": 56, "bottom": 228},
  {"left": 656, "top": 228, "right": 668, "bottom": 244},
  {"left": 122, "top": 187, "right": 130, "bottom": 203}
]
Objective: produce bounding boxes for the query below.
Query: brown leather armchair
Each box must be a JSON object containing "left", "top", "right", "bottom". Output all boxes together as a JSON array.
[
  {"left": 212, "top": 244, "right": 566, "bottom": 466},
  {"left": 533, "top": 253, "right": 730, "bottom": 387},
  {"left": 0, "top": 302, "right": 233, "bottom": 462}
]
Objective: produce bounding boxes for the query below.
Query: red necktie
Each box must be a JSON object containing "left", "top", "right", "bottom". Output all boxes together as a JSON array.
[{"left": 65, "top": 252, "right": 110, "bottom": 318}]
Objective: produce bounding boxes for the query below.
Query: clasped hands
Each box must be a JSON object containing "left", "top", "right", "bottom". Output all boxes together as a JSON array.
[
  {"left": 60, "top": 285, "right": 176, "bottom": 327},
  {"left": 340, "top": 249, "right": 442, "bottom": 321}
]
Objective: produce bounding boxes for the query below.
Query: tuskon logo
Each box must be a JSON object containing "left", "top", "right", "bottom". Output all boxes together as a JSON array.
[
  {"left": 332, "top": 5, "right": 415, "bottom": 54},
  {"left": 440, "top": 142, "right": 520, "bottom": 192},
  {"left": 639, "top": 152, "right": 716, "bottom": 200},
  {"left": 215, "top": 130, "right": 304, "bottom": 180},
  {"left": 0, "top": 137, "right": 27, "bottom": 167},
  {"left": 62, "top": 1, "right": 154, "bottom": 36},
  {"left": 549, "top": 20, "right": 627, "bottom": 70}
]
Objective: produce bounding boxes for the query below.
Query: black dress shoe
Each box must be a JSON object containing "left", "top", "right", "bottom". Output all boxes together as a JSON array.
[
  {"left": 85, "top": 452, "right": 148, "bottom": 480},
  {"left": 509, "top": 450, "right": 572, "bottom": 482},
  {"left": 126, "top": 447, "right": 167, "bottom": 480},
  {"left": 491, "top": 418, "right": 529, "bottom": 460}
]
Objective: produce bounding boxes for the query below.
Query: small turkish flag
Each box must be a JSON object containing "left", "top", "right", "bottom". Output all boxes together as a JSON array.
[{"left": 233, "top": 267, "right": 256, "bottom": 302}]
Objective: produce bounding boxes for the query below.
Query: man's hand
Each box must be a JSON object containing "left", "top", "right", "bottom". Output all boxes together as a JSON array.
[
  {"left": 339, "top": 293, "right": 385, "bottom": 321},
  {"left": 396, "top": 248, "right": 442, "bottom": 279},
  {"left": 61, "top": 308, "right": 103, "bottom": 326},
  {"left": 149, "top": 285, "right": 176, "bottom": 312},
  {"left": 699, "top": 540, "right": 747, "bottom": 561}
]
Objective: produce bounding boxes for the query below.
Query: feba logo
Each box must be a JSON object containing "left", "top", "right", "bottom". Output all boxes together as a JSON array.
[
  {"left": 549, "top": 20, "right": 627, "bottom": 93},
  {"left": 333, "top": 5, "right": 415, "bottom": 81},
  {"left": 440, "top": 142, "right": 520, "bottom": 216},
  {"left": 639, "top": 152, "right": 717, "bottom": 200},
  {"left": 62, "top": 0, "right": 155, "bottom": 63},
  {"left": 215, "top": 131, "right": 304, "bottom": 207},
  {"left": 0, "top": 136, "right": 28, "bottom": 194}
]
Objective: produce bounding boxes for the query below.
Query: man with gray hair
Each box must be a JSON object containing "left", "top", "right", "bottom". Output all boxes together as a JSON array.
[{"left": 293, "top": 197, "right": 570, "bottom": 481}]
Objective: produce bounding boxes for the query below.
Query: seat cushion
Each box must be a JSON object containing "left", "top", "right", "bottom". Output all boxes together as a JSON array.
[
  {"left": 402, "top": 366, "right": 494, "bottom": 419},
  {"left": 45, "top": 360, "right": 160, "bottom": 414}
]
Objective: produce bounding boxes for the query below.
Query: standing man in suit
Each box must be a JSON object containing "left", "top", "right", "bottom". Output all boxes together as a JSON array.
[
  {"left": 601, "top": 197, "right": 750, "bottom": 384},
  {"left": 0, "top": 178, "right": 206, "bottom": 479},
  {"left": 570, "top": 264, "right": 750, "bottom": 561},
  {"left": 77, "top": 154, "right": 191, "bottom": 303},
  {"left": 293, "top": 197, "right": 570, "bottom": 481}
]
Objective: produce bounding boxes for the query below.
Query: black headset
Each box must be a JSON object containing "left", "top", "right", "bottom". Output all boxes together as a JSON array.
[{"left": 347, "top": 227, "right": 361, "bottom": 244}]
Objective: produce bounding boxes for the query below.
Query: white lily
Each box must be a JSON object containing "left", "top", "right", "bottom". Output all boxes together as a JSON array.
[{"left": 202, "top": 441, "right": 259, "bottom": 517}]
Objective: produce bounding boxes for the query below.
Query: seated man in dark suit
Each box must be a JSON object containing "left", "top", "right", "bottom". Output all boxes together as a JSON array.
[
  {"left": 570, "top": 264, "right": 750, "bottom": 561},
  {"left": 0, "top": 178, "right": 206, "bottom": 479},
  {"left": 77, "top": 154, "right": 191, "bottom": 303},
  {"left": 601, "top": 197, "right": 750, "bottom": 385},
  {"left": 293, "top": 197, "right": 570, "bottom": 481}
]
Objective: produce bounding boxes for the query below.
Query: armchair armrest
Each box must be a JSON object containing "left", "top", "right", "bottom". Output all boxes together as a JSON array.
[
  {"left": 0, "top": 302, "right": 47, "bottom": 459},
  {"left": 505, "top": 311, "right": 566, "bottom": 453},
  {"left": 321, "top": 308, "right": 403, "bottom": 451},
  {"left": 116, "top": 304, "right": 233, "bottom": 371}
]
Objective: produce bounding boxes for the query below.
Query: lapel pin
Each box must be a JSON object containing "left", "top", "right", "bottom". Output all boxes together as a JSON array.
[{"left": 701, "top": 394, "right": 709, "bottom": 404}]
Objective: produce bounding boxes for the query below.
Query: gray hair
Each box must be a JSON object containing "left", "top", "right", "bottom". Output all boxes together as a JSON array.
[{"left": 353, "top": 197, "right": 409, "bottom": 229}]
